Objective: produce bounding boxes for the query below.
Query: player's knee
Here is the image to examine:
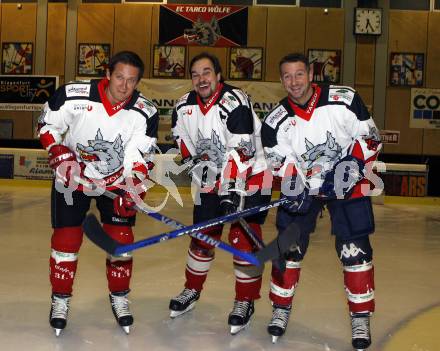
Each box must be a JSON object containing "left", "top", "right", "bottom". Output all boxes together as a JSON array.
[
  {"left": 190, "top": 240, "right": 215, "bottom": 258},
  {"left": 51, "top": 226, "right": 83, "bottom": 253},
  {"left": 190, "top": 225, "right": 222, "bottom": 252},
  {"left": 283, "top": 230, "right": 310, "bottom": 261},
  {"left": 336, "top": 236, "right": 372, "bottom": 266},
  {"left": 228, "top": 223, "right": 262, "bottom": 251},
  {"left": 103, "top": 224, "right": 134, "bottom": 262}
]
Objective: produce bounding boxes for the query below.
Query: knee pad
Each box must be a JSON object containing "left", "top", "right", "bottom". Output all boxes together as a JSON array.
[
  {"left": 284, "top": 231, "right": 310, "bottom": 261},
  {"left": 228, "top": 222, "right": 262, "bottom": 252},
  {"left": 190, "top": 225, "right": 222, "bottom": 252},
  {"left": 51, "top": 226, "right": 83, "bottom": 255},
  {"left": 103, "top": 224, "right": 134, "bottom": 262},
  {"left": 336, "top": 236, "right": 372, "bottom": 266}
]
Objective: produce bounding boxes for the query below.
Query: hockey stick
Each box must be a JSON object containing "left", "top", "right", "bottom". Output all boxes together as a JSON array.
[
  {"left": 73, "top": 176, "right": 290, "bottom": 264},
  {"left": 83, "top": 213, "right": 300, "bottom": 266}
]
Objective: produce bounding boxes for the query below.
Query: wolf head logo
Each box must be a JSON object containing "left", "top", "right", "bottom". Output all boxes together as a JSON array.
[
  {"left": 195, "top": 130, "right": 226, "bottom": 169},
  {"left": 184, "top": 17, "right": 221, "bottom": 46},
  {"left": 77, "top": 129, "right": 124, "bottom": 175},
  {"left": 301, "top": 131, "right": 342, "bottom": 178}
]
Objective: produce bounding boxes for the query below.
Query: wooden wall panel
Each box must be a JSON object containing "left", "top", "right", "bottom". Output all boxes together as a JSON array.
[
  {"left": 388, "top": 10, "right": 428, "bottom": 52},
  {"left": 354, "top": 85, "right": 374, "bottom": 112},
  {"left": 1, "top": 4, "right": 37, "bottom": 42},
  {"left": 77, "top": 4, "right": 115, "bottom": 47},
  {"left": 46, "top": 3, "right": 67, "bottom": 78},
  {"left": 114, "top": 4, "right": 152, "bottom": 79},
  {"left": 0, "top": 113, "right": 34, "bottom": 139},
  {"left": 305, "top": 8, "right": 344, "bottom": 52},
  {"left": 355, "top": 37, "right": 375, "bottom": 85},
  {"left": 426, "top": 12, "right": 440, "bottom": 88},
  {"left": 248, "top": 6, "right": 267, "bottom": 48},
  {"left": 384, "top": 88, "right": 423, "bottom": 154},
  {"left": 265, "top": 7, "right": 305, "bottom": 82}
]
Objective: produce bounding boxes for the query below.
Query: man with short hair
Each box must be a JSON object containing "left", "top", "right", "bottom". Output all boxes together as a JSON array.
[
  {"left": 38, "top": 51, "right": 158, "bottom": 336},
  {"left": 169, "top": 52, "right": 271, "bottom": 335},
  {"left": 262, "top": 52, "right": 382, "bottom": 349}
]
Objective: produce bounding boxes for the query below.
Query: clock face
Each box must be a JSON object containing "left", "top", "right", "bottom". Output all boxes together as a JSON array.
[{"left": 354, "top": 8, "right": 382, "bottom": 35}]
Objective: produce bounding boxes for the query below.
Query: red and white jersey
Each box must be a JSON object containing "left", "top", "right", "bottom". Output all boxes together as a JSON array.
[
  {"left": 38, "top": 79, "right": 159, "bottom": 186},
  {"left": 262, "top": 84, "right": 382, "bottom": 191},
  {"left": 172, "top": 82, "right": 267, "bottom": 178}
]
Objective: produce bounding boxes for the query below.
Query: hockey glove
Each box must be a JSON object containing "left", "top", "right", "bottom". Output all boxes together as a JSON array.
[
  {"left": 48, "top": 145, "right": 78, "bottom": 186},
  {"left": 219, "top": 181, "right": 246, "bottom": 215},
  {"left": 319, "top": 155, "right": 365, "bottom": 199},
  {"left": 280, "top": 188, "right": 312, "bottom": 214},
  {"left": 113, "top": 164, "right": 148, "bottom": 217}
]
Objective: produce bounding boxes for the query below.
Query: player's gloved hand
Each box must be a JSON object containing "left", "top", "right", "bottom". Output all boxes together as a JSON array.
[
  {"left": 280, "top": 188, "right": 312, "bottom": 214},
  {"left": 113, "top": 164, "right": 148, "bottom": 217},
  {"left": 219, "top": 181, "right": 246, "bottom": 215},
  {"left": 48, "top": 145, "right": 78, "bottom": 186},
  {"left": 319, "top": 155, "right": 365, "bottom": 199},
  {"left": 187, "top": 154, "right": 218, "bottom": 188}
]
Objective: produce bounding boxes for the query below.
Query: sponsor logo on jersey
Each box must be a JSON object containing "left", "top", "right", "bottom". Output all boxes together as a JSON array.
[
  {"left": 329, "top": 87, "right": 354, "bottom": 105},
  {"left": 265, "top": 105, "right": 287, "bottom": 129},
  {"left": 136, "top": 98, "right": 157, "bottom": 116},
  {"left": 182, "top": 108, "right": 193, "bottom": 117},
  {"left": 220, "top": 92, "right": 240, "bottom": 112},
  {"left": 73, "top": 103, "right": 89, "bottom": 111},
  {"left": 66, "top": 84, "right": 90, "bottom": 97}
]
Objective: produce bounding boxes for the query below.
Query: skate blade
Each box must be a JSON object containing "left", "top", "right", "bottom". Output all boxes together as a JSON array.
[
  {"left": 169, "top": 302, "right": 196, "bottom": 319},
  {"left": 230, "top": 321, "right": 250, "bottom": 335},
  {"left": 271, "top": 335, "right": 279, "bottom": 344},
  {"left": 54, "top": 328, "right": 62, "bottom": 337},
  {"left": 122, "top": 326, "right": 130, "bottom": 334}
]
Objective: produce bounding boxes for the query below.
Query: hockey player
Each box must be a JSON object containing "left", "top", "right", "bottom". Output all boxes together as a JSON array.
[
  {"left": 38, "top": 51, "right": 158, "bottom": 336},
  {"left": 169, "top": 52, "right": 271, "bottom": 335},
  {"left": 261, "top": 53, "right": 382, "bottom": 350}
]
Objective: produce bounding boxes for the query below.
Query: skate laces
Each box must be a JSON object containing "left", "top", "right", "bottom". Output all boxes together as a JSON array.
[
  {"left": 269, "top": 306, "right": 291, "bottom": 328},
  {"left": 231, "top": 300, "right": 252, "bottom": 318},
  {"left": 110, "top": 293, "right": 131, "bottom": 317},
  {"left": 351, "top": 314, "right": 370, "bottom": 339},
  {"left": 51, "top": 295, "right": 70, "bottom": 319},
  {"left": 174, "top": 288, "right": 199, "bottom": 304}
]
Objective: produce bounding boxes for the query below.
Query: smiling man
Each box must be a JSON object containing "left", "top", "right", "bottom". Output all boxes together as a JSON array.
[
  {"left": 38, "top": 51, "right": 158, "bottom": 336},
  {"left": 169, "top": 52, "right": 271, "bottom": 335},
  {"left": 261, "top": 53, "right": 382, "bottom": 349}
]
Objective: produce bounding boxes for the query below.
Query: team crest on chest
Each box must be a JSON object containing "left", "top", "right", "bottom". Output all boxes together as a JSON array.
[{"left": 77, "top": 129, "right": 124, "bottom": 175}]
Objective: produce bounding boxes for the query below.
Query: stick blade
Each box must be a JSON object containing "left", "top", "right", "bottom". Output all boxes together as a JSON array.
[
  {"left": 82, "top": 214, "right": 119, "bottom": 255},
  {"left": 254, "top": 223, "right": 301, "bottom": 264}
]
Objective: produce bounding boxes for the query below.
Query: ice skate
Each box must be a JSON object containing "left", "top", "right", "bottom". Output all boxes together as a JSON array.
[
  {"left": 228, "top": 300, "right": 254, "bottom": 335},
  {"left": 49, "top": 293, "right": 71, "bottom": 337},
  {"left": 351, "top": 312, "right": 371, "bottom": 350},
  {"left": 169, "top": 288, "right": 200, "bottom": 318},
  {"left": 109, "top": 290, "right": 133, "bottom": 334},
  {"left": 267, "top": 305, "right": 291, "bottom": 343}
]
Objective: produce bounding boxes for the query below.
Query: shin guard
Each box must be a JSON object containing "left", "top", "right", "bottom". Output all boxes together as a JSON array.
[
  {"left": 269, "top": 261, "right": 301, "bottom": 307},
  {"left": 184, "top": 226, "right": 221, "bottom": 291},
  {"left": 230, "top": 223, "right": 264, "bottom": 300},
  {"left": 103, "top": 224, "right": 134, "bottom": 293},
  {"left": 344, "top": 261, "right": 375, "bottom": 313},
  {"left": 50, "top": 227, "right": 83, "bottom": 295}
]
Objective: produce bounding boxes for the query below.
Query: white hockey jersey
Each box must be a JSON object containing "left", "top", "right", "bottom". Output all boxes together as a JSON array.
[
  {"left": 262, "top": 84, "right": 382, "bottom": 191},
  {"left": 38, "top": 79, "right": 159, "bottom": 186},
  {"left": 172, "top": 83, "right": 267, "bottom": 178}
]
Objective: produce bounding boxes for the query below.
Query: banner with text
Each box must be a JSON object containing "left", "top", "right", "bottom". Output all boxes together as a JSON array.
[
  {"left": 159, "top": 5, "right": 248, "bottom": 47},
  {"left": 0, "top": 75, "right": 58, "bottom": 111},
  {"left": 410, "top": 88, "right": 440, "bottom": 129}
]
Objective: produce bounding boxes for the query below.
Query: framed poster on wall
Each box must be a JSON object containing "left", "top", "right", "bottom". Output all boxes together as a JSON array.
[
  {"left": 390, "top": 52, "right": 424, "bottom": 87},
  {"left": 77, "top": 43, "right": 111, "bottom": 77},
  {"left": 152, "top": 45, "right": 186, "bottom": 78},
  {"left": 228, "top": 47, "right": 263, "bottom": 81},
  {"left": 1, "top": 42, "right": 33, "bottom": 74},
  {"left": 308, "top": 49, "right": 341, "bottom": 84}
]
